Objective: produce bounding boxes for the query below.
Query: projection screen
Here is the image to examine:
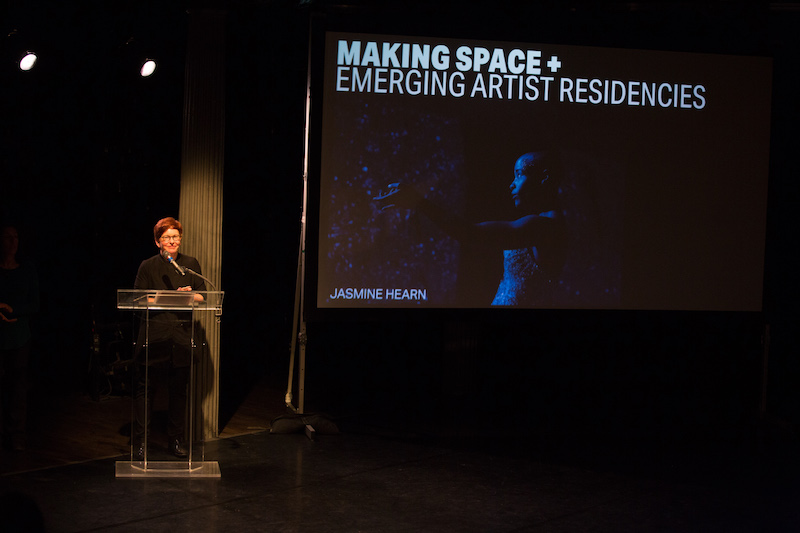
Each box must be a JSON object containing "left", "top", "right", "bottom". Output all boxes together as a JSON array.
[{"left": 313, "top": 31, "right": 772, "bottom": 312}]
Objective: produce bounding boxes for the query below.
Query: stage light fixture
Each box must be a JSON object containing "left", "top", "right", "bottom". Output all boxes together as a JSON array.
[
  {"left": 19, "top": 51, "right": 37, "bottom": 71},
  {"left": 140, "top": 59, "right": 156, "bottom": 77}
]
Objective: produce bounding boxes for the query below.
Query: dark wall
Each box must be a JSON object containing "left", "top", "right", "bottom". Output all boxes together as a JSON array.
[
  {"left": 1, "top": 1, "right": 187, "bottom": 392},
  {"left": 219, "top": 3, "right": 309, "bottom": 422}
]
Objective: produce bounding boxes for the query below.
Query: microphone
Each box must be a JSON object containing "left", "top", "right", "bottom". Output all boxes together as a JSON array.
[{"left": 162, "top": 249, "right": 186, "bottom": 276}]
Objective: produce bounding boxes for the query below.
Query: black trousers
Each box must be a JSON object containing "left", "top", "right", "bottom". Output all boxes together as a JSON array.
[{"left": 133, "top": 356, "right": 190, "bottom": 443}]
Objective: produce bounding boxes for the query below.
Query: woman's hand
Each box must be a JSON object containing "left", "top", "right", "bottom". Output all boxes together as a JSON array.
[
  {"left": 0, "top": 302, "right": 17, "bottom": 323},
  {"left": 177, "top": 286, "right": 205, "bottom": 302}
]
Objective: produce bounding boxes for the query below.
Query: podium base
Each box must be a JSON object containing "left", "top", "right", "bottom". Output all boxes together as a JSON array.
[{"left": 115, "top": 460, "right": 221, "bottom": 478}]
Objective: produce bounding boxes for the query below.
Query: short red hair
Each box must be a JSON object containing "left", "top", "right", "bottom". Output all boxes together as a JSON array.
[{"left": 153, "top": 217, "right": 183, "bottom": 242}]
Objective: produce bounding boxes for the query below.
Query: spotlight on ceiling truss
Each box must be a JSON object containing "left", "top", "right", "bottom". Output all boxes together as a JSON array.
[
  {"left": 19, "top": 51, "right": 37, "bottom": 71},
  {"left": 140, "top": 59, "right": 157, "bottom": 77}
]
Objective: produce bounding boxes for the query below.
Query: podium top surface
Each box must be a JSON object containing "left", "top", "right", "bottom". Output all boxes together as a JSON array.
[{"left": 117, "top": 289, "right": 224, "bottom": 311}]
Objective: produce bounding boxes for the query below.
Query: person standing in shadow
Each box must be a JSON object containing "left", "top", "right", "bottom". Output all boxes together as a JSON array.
[
  {"left": 0, "top": 223, "right": 40, "bottom": 452},
  {"left": 132, "top": 217, "right": 205, "bottom": 460}
]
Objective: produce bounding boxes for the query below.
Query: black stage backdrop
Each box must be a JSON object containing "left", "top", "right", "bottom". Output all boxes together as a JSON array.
[{"left": 1, "top": 2, "right": 799, "bottom": 455}]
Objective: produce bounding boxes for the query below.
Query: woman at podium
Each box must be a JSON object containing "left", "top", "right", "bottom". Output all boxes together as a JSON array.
[{"left": 132, "top": 217, "right": 205, "bottom": 459}]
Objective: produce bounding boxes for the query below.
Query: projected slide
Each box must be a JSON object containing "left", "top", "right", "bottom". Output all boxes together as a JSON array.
[{"left": 315, "top": 31, "right": 772, "bottom": 311}]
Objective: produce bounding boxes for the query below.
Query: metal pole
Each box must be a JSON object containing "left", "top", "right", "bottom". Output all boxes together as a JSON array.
[{"left": 286, "top": 21, "right": 313, "bottom": 415}]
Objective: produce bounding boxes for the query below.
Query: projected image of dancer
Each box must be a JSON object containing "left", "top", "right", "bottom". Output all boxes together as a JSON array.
[{"left": 375, "top": 151, "right": 566, "bottom": 307}]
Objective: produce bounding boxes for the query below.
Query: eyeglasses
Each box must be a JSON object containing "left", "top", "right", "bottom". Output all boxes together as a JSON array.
[{"left": 159, "top": 235, "right": 182, "bottom": 242}]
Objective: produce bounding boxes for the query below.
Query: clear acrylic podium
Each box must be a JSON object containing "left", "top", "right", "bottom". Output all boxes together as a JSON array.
[{"left": 115, "top": 289, "right": 224, "bottom": 478}]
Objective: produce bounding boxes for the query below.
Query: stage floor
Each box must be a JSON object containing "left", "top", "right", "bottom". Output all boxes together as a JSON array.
[{"left": 1, "top": 379, "right": 799, "bottom": 532}]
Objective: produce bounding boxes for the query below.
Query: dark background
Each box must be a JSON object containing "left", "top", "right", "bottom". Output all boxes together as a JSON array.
[{"left": 2, "top": 1, "right": 799, "bottom": 473}]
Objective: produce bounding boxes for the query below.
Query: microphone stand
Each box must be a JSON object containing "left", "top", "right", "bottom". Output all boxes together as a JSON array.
[{"left": 185, "top": 267, "right": 216, "bottom": 291}]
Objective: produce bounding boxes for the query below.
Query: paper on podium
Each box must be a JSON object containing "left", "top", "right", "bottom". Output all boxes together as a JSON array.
[{"left": 153, "top": 291, "right": 195, "bottom": 307}]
